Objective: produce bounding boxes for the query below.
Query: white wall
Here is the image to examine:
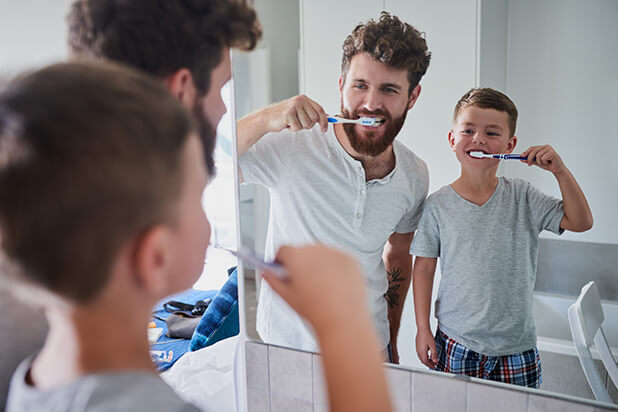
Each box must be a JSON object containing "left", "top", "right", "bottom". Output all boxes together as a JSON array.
[
  {"left": 504, "top": 0, "right": 618, "bottom": 245},
  {"left": 0, "top": 0, "right": 74, "bottom": 75}
]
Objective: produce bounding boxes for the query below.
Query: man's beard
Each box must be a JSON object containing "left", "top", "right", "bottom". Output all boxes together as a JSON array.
[
  {"left": 193, "top": 98, "right": 217, "bottom": 177},
  {"left": 340, "top": 104, "right": 408, "bottom": 157}
]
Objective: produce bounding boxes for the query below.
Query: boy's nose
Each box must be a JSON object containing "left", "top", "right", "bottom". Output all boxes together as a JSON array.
[{"left": 472, "top": 132, "right": 486, "bottom": 144}]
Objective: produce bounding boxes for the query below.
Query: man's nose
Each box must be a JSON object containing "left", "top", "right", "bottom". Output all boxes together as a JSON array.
[{"left": 362, "top": 89, "right": 383, "bottom": 112}]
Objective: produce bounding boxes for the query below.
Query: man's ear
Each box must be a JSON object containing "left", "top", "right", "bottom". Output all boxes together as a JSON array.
[
  {"left": 338, "top": 75, "right": 344, "bottom": 93},
  {"left": 131, "top": 225, "right": 174, "bottom": 297},
  {"left": 164, "top": 68, "right": 197, "bottom": 109},
  {"left": 448, "top": 129, "right": 456, "bottom": 151},
  {"left": 506, "top": 135, "right": 517, "bottom": 153},
  {"left": 407, "top": 84, "right": 422, "bottom": 110}
]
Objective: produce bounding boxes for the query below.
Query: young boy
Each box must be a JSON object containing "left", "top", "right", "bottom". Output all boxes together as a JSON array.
[
  {"left": 0, "top": 62, "right": 391, "bottom": 412},
  {"left": 411, "top": 88, "right": 593, "bottom": 388}
]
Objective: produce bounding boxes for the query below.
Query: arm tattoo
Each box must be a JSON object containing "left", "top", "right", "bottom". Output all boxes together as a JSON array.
[{"left": 384, "top": 268, "right": 404, "bottom": 308}]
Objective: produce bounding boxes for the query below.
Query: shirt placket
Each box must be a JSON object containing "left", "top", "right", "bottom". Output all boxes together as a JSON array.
[{"left": 353, "top": 164, "right": 368, "bottom": 229}]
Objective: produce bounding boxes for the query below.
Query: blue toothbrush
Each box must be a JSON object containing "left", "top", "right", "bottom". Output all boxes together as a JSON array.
[
  {"left": 327, "top": 116, "right": 384, "bottom": 127},
  {"left": 469, "top": 151, "right": 528, "bottom": 160}
]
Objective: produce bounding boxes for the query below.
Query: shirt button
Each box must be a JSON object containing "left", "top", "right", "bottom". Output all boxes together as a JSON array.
[
  {"left": 360, "top": 189, "right": 366, "bottom": 196},
  {"left": 356, "top": 212, "right": 362, "bottom": 218}
]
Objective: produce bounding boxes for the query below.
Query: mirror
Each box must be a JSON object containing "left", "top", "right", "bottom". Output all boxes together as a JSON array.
[{"left": 236, "top": 0, "right": 618, "bottom": 406}]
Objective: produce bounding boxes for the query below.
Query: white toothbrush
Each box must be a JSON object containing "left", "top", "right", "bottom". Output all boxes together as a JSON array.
[
  {"left": 469, "top": 151, "right": 528, "bottom": 160},
  {"left": 327, "top": 116, "right": 384, "bottom": 127}
]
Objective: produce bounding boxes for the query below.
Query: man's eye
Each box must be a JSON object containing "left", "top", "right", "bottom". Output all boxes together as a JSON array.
[
  {"left": 354, "top": 84, "right": 367, "bottom": 90},
  {"left": 383, "top": 87, "right": 397, "bottom": 94}
]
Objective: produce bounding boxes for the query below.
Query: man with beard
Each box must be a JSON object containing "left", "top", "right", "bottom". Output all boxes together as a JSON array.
[
  {"left": 67, "top": 0, "right": 262, "bottom": 176},
  {"left": 237, "top": 12, "right": 431, "bottom": 363}
]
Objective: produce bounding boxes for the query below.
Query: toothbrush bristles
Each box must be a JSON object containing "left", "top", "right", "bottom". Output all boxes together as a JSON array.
[{"left": 359, "top": 116, "right": 385, "bottom": 127}]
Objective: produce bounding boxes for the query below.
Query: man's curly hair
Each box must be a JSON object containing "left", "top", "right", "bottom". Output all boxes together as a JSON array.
[
  {"left": 68, "top": 0, "right": 262, "bottom": 94},
  {"left": 341, "top": 12, "right": 431, "bottom": 95}
]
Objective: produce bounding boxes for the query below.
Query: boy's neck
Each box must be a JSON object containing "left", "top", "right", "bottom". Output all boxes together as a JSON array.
[
  {"left": 30, "top": 297, "right": 156, "bottom": 390},
  {"left": 451, "top": 167, "right": 500, "bottom": 206}
]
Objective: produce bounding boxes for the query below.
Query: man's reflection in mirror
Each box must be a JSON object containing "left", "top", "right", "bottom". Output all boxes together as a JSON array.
[{"left": 237, "top": 12, "right": 431, "bottom": 363}]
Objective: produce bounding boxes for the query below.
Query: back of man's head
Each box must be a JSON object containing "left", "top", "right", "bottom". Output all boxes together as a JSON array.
[
  {"left": 67, "top": 0, "right": 261, "bottom": 177},
  {"left": 0, "top": 62, "right": 197, "bottom": 304},
  {"left": 67, "top": 0, "right": 261, "bottom": 94}
]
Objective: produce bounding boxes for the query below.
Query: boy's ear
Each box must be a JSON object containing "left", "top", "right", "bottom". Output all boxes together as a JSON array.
[
  {"left": 506, "top": 135, "right": 517, "bottom": 153},
  {"left": 131, "top": 225, "right": 175, "bottom": 297},
  {"left": 407, "top": 84, "right": 421, "bottom": 111},
  {"left": 448, "top": 130, "right": 456, "bottom": 151},
  {"left": 164, "top": 68, "right": 197, "bottom": 109}
]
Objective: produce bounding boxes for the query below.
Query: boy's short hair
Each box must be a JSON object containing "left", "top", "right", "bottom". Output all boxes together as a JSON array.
[
  {"left": 341, "top": 11, "right": 431, "bottom": 95},
  {"left": 0, "top": 62, "right": 201, "bottom": 303},
  {"left": 454, "top": 88, "right": 518, "bottom": 137},
  {"left": 67, "top": 0, "right": 262, "bottom": 94}
]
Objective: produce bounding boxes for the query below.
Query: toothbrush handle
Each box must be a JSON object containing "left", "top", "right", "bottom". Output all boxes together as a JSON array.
[
  {"left": 327, "top": 116, "right": 355, "bottom": 124},
  {"left": 231, "top": 248, "right": 288, "bottom": 279},
  {"left": 496, "top": 154, "right": 528, "bottom": 160}
]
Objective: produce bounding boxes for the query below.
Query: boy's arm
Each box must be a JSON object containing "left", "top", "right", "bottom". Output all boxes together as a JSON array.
[
  {"left": 263, "top": 245, "right": 392, "bottom": 412},
  {"left": 412, "top": 256, "right": 438, "bottom": 368},
  {"left": 383, "top": 231, "right": 414, "bottom": 364},
  {"left": 521, "top": 145, "right": 593, "bottom": 232},
  {"left": 236, "top": 95, "right": 328, "bottom": 156}
]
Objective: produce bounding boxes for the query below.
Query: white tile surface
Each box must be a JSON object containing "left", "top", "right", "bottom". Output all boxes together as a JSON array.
[
  {"left": 247, "top": 388, "right": 271, "bottom": 412},
  {"left": 595, "top": 407, "right": 618, "bottom": 412},
  {"left": 245, "top": 341, "right": 270, "bottom": 412},
  {"left": 528, "top": 394, "right": 596, "bottom": 412},
  {"left": 411, "top": 371, "right": 467, "bottom": 412},
  {"left": 268, "top": 346, "right": 313, "bottom": 408},
  {"left": 386, "top": 366, "right": 411, "bottom": 412},
  {"left": 270, "top": 395, "right": 313, "bottom": 412},
  {"left": 467, "top": 381, "right": 528, "bottom": 412},
  {"left": 312, "top": 354, "right": 329, "bottom": 412}
]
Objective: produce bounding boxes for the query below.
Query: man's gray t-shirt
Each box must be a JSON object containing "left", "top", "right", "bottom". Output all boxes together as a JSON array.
[
  {"left": 7, "top": 356, "right": 202, "bottom": 412},
  {"left": 240, "top": 124, "right": 429, "bottom": 352},
  {"left": 410, "top": 177, "right": 564, "bottom": 356}
]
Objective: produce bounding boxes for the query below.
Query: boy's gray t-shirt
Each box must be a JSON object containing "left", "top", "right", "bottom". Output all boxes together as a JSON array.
[
  {"left": 410, "top": 177, "right": 564, "bottom": 356},
  {"left": 7, "top": 356, "right": 203, "bottom": 412}
]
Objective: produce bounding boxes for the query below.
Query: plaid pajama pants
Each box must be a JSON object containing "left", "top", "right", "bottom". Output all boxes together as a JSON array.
[{"left": 434, "top": 329, "right": 542, "bottom": 388}]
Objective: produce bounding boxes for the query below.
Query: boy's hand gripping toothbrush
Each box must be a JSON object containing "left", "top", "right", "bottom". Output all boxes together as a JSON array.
[
  {"left": 215, "top": 246, "right": 288, "bottom": 279},
  {"left": 327, "top": 115, "right": 384, "bottom": 127},
  {"left": 469, "top": 151, "right": 528, "bottom": 160}
]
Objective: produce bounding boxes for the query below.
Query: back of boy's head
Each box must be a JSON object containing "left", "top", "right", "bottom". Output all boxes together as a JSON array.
[
  {"left": 453, "top": 88, "right": 518, "bottom": 137},
  {"left": 0, "top": 62, "right": 198, "bottom": 304}
]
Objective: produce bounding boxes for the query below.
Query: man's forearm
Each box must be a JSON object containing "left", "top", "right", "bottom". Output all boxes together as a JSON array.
[
  {"left": 384, "top": 261, "right": 412, "bottom": 341},
  {"left": 236, "top": 111, "right": 272, "bottom": 156},
  {"left": 383, "top": 232, "right": 414, "bottom": 349}
]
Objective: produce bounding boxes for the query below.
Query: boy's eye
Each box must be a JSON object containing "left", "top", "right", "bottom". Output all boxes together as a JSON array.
[
  {"left": 461, "top": 129, "right": 473, "bottom": 134},
  {"left": 487, "top": 132, "right": 500, "bottom": 137}
]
